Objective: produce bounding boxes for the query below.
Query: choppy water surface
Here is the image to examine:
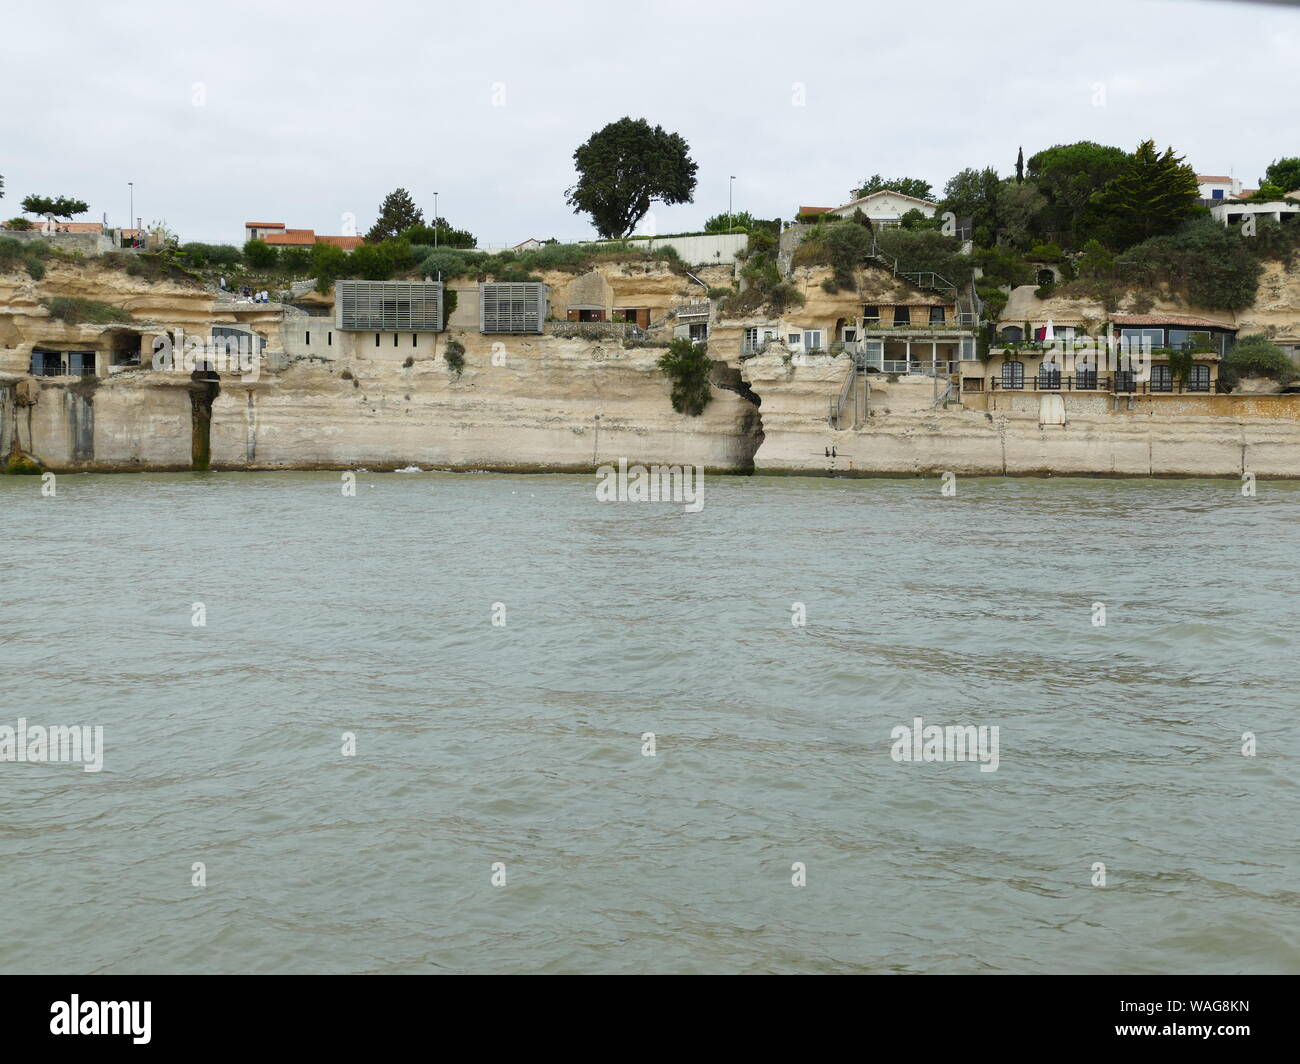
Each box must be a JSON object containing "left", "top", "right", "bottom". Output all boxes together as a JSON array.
[{"left": 1, "top": 471, "right": 1297, "bottom": 974}]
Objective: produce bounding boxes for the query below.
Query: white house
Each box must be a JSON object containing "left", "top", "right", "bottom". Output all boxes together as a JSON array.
[
  {"left": 1197, "top": 174, "right": 1255, "bottom": 202},
  {"left": 1210, "top": 198, "right": 1300, "bottom": 228},
  {"left": 801, "top": 190, "right": 938, "bottom": 228},
  {"left": 513, "top": 237, "right": 546, "bottom": 251}
]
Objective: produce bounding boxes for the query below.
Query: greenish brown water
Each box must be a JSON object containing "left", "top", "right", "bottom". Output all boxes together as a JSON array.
[{"left": 1, "top": 471, "right": 1297, "bottom": 973}]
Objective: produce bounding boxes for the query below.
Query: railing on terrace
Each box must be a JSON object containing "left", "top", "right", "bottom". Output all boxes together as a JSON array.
[
  {"left": 674, "top": 303, "right": 711, "bottom": 321},
  {"left": 740, "top": 339, "right": 770, "bottom": 355},
  {"left": 990, "top": 374, "right": 1214, "bottom": 393},
  {"left": 867, "top": 360, "right": 958, "bottom": 376},
  {"left": 545, "top": 321, "right": 641, "bottom": 340}
]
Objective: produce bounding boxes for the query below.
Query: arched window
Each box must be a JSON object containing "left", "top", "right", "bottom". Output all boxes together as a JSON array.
[
  {"left": 1001, "top": 326, "right": 1023, "bottom": 344},
  {"left": 1001, "top": 361, "right": 1024, "bottom": 389}
]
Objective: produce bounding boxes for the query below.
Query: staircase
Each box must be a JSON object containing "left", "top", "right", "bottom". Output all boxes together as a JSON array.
[{"left": 829, "top": 353, "right": 870, "bottom": 430}]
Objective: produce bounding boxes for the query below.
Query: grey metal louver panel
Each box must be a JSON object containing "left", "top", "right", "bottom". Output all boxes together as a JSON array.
[
  {"left": 479, "top": 282, "right": 547, "bottom": 334},
  {"left": 336, "top": 280, "right": 443, "bottom": 331}
]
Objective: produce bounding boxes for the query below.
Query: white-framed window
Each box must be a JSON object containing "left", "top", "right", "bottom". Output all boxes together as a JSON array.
[
  {"left": 788, "top": 333, "right": 800, "bottom": 345},
  {"left": 803, "top": 330, "right": 823, "bottom": 351},
  {"left": 960, "top": 336, "right": 978, "bottom": 361}
]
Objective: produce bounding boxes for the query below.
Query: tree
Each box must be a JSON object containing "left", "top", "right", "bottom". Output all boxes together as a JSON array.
[
  {"left": 704, "top": 210, "right": 755, "bottom": 233},
  {"left": 1026, "top": 141, "right": 1129, "bottom": 244},
  {"left": 941, "top": 167, "right": 1002, "bottom": 244},
  {"left": 566, "top": 117, "right": 698, "bottom": 238},
  {"left": 656, "top": 338, "right": 712, "bottom": 415},
  {"left": 365, "top": 188, "right": 423, "bottom": 243},
  {"left": 312, "top": 243, "right": 349, "bottom": 293},
  {"left": 243, "top": 238, "right": 279, "bottom": 268},
  {"left": 402, "top": 218, "right": 475, "bottom": 249},
  {"left": 852, "top": 174, "right": 934, "bottom": 201},
  {"left": 996, "top": 178, "right": 1047, "bottom": 248},
  {"left": 1263, "top": 157, "right": 1300, "bottom": 195},
  {"left": 1088, "top": 140, "right": 1200, "bottom": 249},
  {"left": 1015, "top": 147, "right": 1024, "bottom": 184},
  {"left": 21, "top": 194, "right": 89, "bottom": 220},
  {"left": 1220, "top": 334, "right": 1295, "bottom": 387}
]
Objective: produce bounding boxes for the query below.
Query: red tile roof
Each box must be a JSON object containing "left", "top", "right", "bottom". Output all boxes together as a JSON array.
[
  {"left": 245, "top": 222, "right": 286, "bottom": 229},
  {"left": 798, "top": 206, "right": 832, "bottom": 215},
  {"left": 264, "top": 229, "right": 317, "bottom": 246},
  {"left": 315, "top": 235, "right": 364, "bottom": 250},
  {"left": 1111, "top": 313, "right": 1236, "bottom": 330},
  {"left": 1196, "top": 175, "right": 1232, "bottom": 183}
]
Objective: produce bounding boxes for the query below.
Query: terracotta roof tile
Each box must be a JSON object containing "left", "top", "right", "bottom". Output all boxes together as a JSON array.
[
  {"left": 314, "top": 235, "right": 364, "bottom": 250},
  {"left": 1111, "top": 313, "right": 1236, "bottom": 329}
]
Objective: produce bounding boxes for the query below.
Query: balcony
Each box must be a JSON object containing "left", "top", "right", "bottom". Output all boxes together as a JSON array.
[{"left": 990, "top": 374, "right": 1214, "bottom": 393}]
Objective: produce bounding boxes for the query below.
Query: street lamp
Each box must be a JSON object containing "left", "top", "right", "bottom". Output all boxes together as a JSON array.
[{"left": 728, "top": 176, "right": 736, "bottom": 232}]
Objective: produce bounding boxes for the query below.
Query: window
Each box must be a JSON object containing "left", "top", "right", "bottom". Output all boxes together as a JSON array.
[
  {"left": 327, "top": 332, "right": 332, "bottom": 346},
  {"left": 803, "top": 330, "right": 823, "bottom": 351},
  {"left": 1168, "top": 329, "right": 1211, "bottom": 351},
  {"left": 689, "top": 323, "right": 708, "bottom": 341},
  {"left": 863, "top": 305, "right": 880, "bottom": 323},
  {"left": 31, "top": 350, "right": 63, "bottom": 376},
  {"left": 394, "top": 333, "right": 399, "bottom": 346},
  {"left": 1120, "top": 327, "right": 1163, "bottom": 350},
  {"left": 1001, "top": 361, "right": 1024, "bottom": 389},
  {"left": 893, "top": 306, "right": 911, "bottom": 326},
  {"left": 305, "top": 331, "right": 310, "bottom": 344},
  {"left": 1189, "top": 364, "right": 1211, "bottom": 392},
  {"left": 929, "top": 306, "right": 946, "bottom": 325},
  {"left": 960, "top": 336, "right": 977, "bottom": 361},
  {"left": 413, "top": 334, "right": 418, "bottom": 346},
  {"left": 1001, "top": 326, "right": 1023, "bottom": 343},
  {"left": 1076, "top": 365, "right": 1098, "bottom": 389},
  {"left": 843, "top": 329, "right": 857, "bottom": 343},
  {"left": 1212, "top": 188, "right": 1224, "bottom": 200},
  {"left": 1037, "top": 363, "right": 1061, "bottom": 389},
  {"left": 1150, "top": 365, "right": 1173, "bottom": 392},
  {"left": 788, "top": 334, "right": 800, "bottom": 345},
  {"left": 1115, "top": 370, "right": 1137, "bottom": 393},
  {"left": 375, "top": 333, "right": 381, "bottom": 347}
]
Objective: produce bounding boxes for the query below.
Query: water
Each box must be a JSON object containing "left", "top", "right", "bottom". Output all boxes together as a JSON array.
[{"left": 1, "top": 471, "right": 1297, "bottom": 974}]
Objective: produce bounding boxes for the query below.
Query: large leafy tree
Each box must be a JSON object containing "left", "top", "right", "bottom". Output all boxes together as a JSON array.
[
  {"left": 1026, "top": 141, "right": 1129, "bottom": 244},
  {"left": 566, "top": 117, "right": 698, "bottom": 238},
  {"left": 1088, "top": 140, "right": 1200, "bottom": 249},
  {"left": 21, "top": 194, "right": 89, "bottom": 219},
  {"left": 365, "top": 187, "right": 424, "bottom": 243},
  {"left": 940, "top": 167, "right": 1002, "bottom": 243},
  {"left": 852, "top": 174, "right": 934, "bottom": 201},
  {"left": 401, "top": 217, "right": 475, "bottom": 248},
  {"left": 996, "top": 178, "right": 1048, "bottom": 249},
  {"left": 704, "top": 210, "right": 755, "bottom": 233},
  {"left": 1263, "top": 157, "right": 1300, "bottom": 195}
]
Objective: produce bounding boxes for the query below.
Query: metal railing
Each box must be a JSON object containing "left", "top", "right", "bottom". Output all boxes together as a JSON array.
[{"left": 990, "top": 374, "right": 1214, "bottom": 393}]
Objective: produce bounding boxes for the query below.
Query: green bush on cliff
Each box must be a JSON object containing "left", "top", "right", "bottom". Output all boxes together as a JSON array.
[
  {"left": 1219, "top": 334, "right": 1296, "bottom": 387},
  {"left": 444, "top": 339, "right": 465, "bottom": 375},
  {"left": 1115, "top": 217, "right": 1262, "bottom": 311},
  {"left": 41, "top": 296, "right": 132, "bottom": 325},
  {"left": 657, "top": 337, "right": 712, "bottom": 416}
]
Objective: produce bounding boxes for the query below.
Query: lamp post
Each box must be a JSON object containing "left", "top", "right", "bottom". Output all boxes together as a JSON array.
[
  {"left": 433, "top": 192, "right": 439, "bottom": 247},
  {"left": 728, "top": 175, "right": 735, "bottom": 232}
]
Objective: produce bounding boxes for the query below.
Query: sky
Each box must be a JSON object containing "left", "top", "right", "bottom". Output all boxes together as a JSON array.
[{"left": 2, "top": 0, "right": 1298, "bottom": 245}]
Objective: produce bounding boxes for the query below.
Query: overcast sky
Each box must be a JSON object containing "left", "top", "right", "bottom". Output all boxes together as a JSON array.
[{"left": 3, "top": 0, "right": 1297, "bottom": 245}]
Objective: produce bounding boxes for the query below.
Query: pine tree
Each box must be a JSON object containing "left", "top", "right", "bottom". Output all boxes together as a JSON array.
[
  {"left": 1089, "top": 140, "right": 1200, "bottom": 249},
  {"left": 365, "top": 188, "right": 424, "bottom": 243}
]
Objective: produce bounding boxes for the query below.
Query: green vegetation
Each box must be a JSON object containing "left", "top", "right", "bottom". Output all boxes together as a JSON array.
[
  {"left": 719, "top": 230, "right": 802, "bottom": 316},
  {"left": 852, "top": 175, "right": 934, "bottom": 201},
  {"left": 177, "top": 242, "right": 242, "bottom": 268},
  {"left": 565, "top": 117, "right": 698, "bottom": 238},
  {"left": 1219, "top": 334, "right": 1296, "bottom": 387},
  {"left": 402, "top": 217, "right": 475, "bottom": 249},
  {"left": 7, "top": 216, "right": 32, "bottom": 230},
  {"left": 243, "top": 238, "right": 278, "bottom": 268},
  {"left": 41, "top": 296, "right": 132, "bottom": 324},
  {"left": 1086, "top": 140, "right": 1200, "bottom": 249},
  {"left": 656, "top": 338, "right": 712, "bottom": 415},
  {"left": 704, "top": 210, "right": 756, "bottom": 233},
  {"left": 366, "top": 187, "right": 424, "bottom": 243},
  {"left": 1264, "top": 157, "right": 1300, "bottom": 195},
  {"left": 2, "top": 453, "right": 43, "bottom": 475},
  {"left": 19, "top": 194, "right": 89, "bottom": 220},
  {"left": 444, "top": 338, "right": 465, "bottom": 375}
]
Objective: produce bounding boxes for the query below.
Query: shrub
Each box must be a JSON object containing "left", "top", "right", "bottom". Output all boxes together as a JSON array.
[
  {"left": 279, "top": 246, "right": 312, "bottom": 273},
  {"left": 7, "top": 217, "right": 33, "bottom": 231},
  {"left": 1220, "top": 334, "right": 1296, "bottom": 386},
  {"left": 444, "top": 339, "right": 466, "bottom": 375},
  {"left": 1115, "top": 217, "right": 1263, "bottom": 311},
  {"left": 41, "top": 296, "right": 132, "bottom": 324},
  {"left": 1027, "top": 242, "right": 1063, "bottom": 261},
  {"left": 243, "top": 239, "right": 279, "bottom": 268},
  {"left": 419, "top": 248, "right": 471, "bottom": 279},
  {"left": 25, "top": 259, "right": 45, "bottom": 280},
  {"left": 656, "top": 337, "right": 712, "bottom": 415}
]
